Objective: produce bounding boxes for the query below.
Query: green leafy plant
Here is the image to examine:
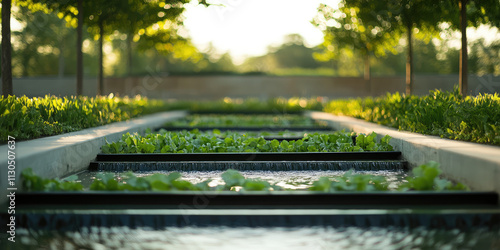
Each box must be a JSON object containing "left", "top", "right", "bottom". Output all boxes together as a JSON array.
[
  {"left": 0, "top": 95, "right": 170, "bottom": 142},
  {"left": 399, "top": 161, "right": 469, "bottom": 191},
  {"left": 221, "top": 169, "right": 282, "bottom": 191},
  {"left": 0, "top": 95, "right": 327, "bottom": 142},
  {"left": 309, "top": 170, "right": 389, "bottom": 192},
  {"left": 89, "top": 172, "right": 212, "bottom": 191},
  {"left": 21, "top": 162, "right": 468, "bottom": 193},
  {"left": 22, "top": 168, "right": 281, "bottom": 192},
  {"left": 356, "top": 133, "right": 394, "bottom": 151},
  {"left": 324, "top": 88, "right": 500, "bottom": 146},
  {"left": 164, "top": 114, "right": 327, "bottom": 128},
  {"left": 21, "top": 168, "right": 83, "bottom": 191},
  {"left": 101, "top": 130, "right": 393, "bottom": 154}
]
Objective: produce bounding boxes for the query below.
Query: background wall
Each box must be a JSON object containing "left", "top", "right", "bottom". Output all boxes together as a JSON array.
[{"left": 4, "top": 75, "right": 500, "bottom": 99}]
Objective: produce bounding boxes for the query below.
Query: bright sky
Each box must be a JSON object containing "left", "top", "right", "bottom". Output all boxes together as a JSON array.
[{"left": 183, "top": 0, "right": 337, "bottom": 64}]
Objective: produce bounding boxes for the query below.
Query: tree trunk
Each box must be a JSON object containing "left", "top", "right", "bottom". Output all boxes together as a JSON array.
[
  {"left": 127, "top": 33, "right": 133, "bottom": 76},
  {"left": 76, "top": 0, "right": 83, "bottom": 96},
  {"left": 58, "top": 34, "right": 65, "bottom": 78},
  {"left": 459, "top": 0, "right": 468, "bottom": 96},
  {"left": 98, "top": 20, "right": 104, "bottom": 96},
  {"left": 405, "top": 21, "right": 414, "bottom": 96},
  {"left": 2, "top": 0, "right": 13, "bottom": 97}
]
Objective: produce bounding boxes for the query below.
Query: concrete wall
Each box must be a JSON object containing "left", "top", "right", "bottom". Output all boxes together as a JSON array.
[
  {"left": 4, "top": 75, "right": 500, "bottom": 99},
  {"left": 8, "top": 76, "right": 98, "bottom": 97}
]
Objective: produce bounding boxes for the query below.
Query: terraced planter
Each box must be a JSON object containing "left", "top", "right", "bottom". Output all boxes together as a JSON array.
[{"left": 6, "top": 111, "right": 500, "bottom": 249}]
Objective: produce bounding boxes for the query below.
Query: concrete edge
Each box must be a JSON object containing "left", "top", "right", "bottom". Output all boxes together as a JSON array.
[
  {"left": 306, "top": 111, "right": 500, "bottom": 194},
  {"left": 0, "top": 110, "right": 188, "bottom": 209}
]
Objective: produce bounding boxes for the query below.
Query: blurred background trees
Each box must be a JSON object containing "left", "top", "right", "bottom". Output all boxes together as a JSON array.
[{"left": 2, "top": 0, "right": 499, "bottom": 80}]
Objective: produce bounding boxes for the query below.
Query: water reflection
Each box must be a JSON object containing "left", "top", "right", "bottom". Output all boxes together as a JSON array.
[
  {"left": 15, "top": 226, "right": 500, "bottom": 250},
  {"left": 76, "top": 170, "right": 408, "bottom": 190}
]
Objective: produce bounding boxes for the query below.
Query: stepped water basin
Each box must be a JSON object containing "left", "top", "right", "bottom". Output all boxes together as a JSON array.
[{"left": 74, "top": 170, "right": 408, "bottom": 190}]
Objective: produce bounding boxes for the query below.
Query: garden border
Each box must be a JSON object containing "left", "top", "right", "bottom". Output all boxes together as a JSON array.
[
  {"left": 0, "top": 110, "right": 188, "bottom": 210},
  {"left": 306, "top": 111, "right": 500, "bottom": 197}
]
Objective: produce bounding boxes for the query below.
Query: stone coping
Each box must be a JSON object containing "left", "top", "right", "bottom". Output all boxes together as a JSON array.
[
  {"left": 307, "top": 111, "right": 500, "bottom": 195},
  {"left": 0, "top": 110, "right": 188, "bottom": 209}
]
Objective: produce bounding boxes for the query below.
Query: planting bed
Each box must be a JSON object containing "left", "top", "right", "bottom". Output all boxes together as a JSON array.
[
  {"left": 9, "top": 112, "right": 500, "bottom": 248},
  {"left": 164, "top": 114, "right": 327, "bottom": 127},
  {"left": 161, "top": 114, "right": 330, "bottom": 132}
]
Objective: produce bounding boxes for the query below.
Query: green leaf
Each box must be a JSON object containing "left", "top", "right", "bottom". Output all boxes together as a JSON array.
[
  {"left": 243, "top": 180, "right": 269, "bottom": 191},
  {"left": 309, "top": 177, "right": 331, "bottom": 192},
  {"left": 150, "top": 181, "right": 170, "bottom": 191},
  {"left": 172, "top": 180, "right": 195, "bottom": 190},
  {"left": 221, "top": 169, "right": 246, "bottom": 187},
  {"left": 280, "top": 140, "right": 289, "bottom": 151},
  {"left": 166, "top": 172, "right": 182, "bottom": 182},
  {"left": 270, "top": 139, "right": 279, "bottom": 149}
]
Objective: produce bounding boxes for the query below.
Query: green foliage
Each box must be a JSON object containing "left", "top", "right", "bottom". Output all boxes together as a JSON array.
[
  {"left": 21, "top": 168, "right": 281, "bottom": 192},
  {"left": 21, "top": 162, "right": 468, "bottom": 192},
  {"left": 312, "top": 3, "right": 400, "bottom": 62},
  {"left": 165, "top": 114, "right": 326, "bottom": 128},
  {"left": 469, "top": 39, "right": 500, "bottom": 76},
  {"left": 309, "top": 170, "right": 389, "bottom": 192},
  {"left": 0, "top": 95, "right": 169, "bottom": 141},
  {"left": 89, "top": 172, "right": 211, "bottom": 191},
  {"left": 219, "top": 130, "right": 328, "bottom": 138},
  {"left": 221, "top": 169, "right": 282, "bottom": 191},
  {"left": 21, "top": 168, "right": 83, "bottom": 191},
  {"left": 239, "top": 34, "right": 329, "bottom": 73},
  {"left": 0, "top": 96, "right": 327, "bottom": 142},
  {"left": 324, "top": 89, "right": 500, "bottom": 145},
  {"left": 356, "top": 133, "right": 394, "bottom": 151},
  {"left": 101, "top": 130, "right": 393, "bottom": 154},
  {"left": 186, "top": 97, "right": 324, "bottom": 113},
  {"left": 399, "top": 161, "right": 469, "bottom": 191}
]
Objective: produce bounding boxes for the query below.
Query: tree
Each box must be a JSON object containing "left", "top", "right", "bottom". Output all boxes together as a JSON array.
[
  {"left": 2, "top": 0, "right": 13, "bottom": 97},
  {"left": 313, "top": 3, "right": 400, "bottom": 83},
  {"left": 19, "top": 0, "right": 208, "bottom": 95},
  {"left": 469, "top": 39, "right": 500, "bottom": 75},
  {"left": 240, "top": 34, "right": 329, "bottom": 74},
  {"left": 272, "top": 34, "right": 323, "bottom": 69},
  {"left": 12, "top": 5, "right": 68, "bottom": 77},
  {"left": 82, "top": 0, "right": 208, "bottom": 94},
  {"left": 76, "top": 0, "right": 82, "bottom": 94},
  {"left": 118, "top": 1, "right": 187, "bottom": 76},
  {"left": 338, "top": 0, "right": 448, "bottom": 95},
  {"left": 18, "top": 0, "right": 85, "bottom": 95},
  {"left": 337, "top": 0, "right": 500, "bottom": 95},
  {"left": 442, "top": 0, "right": 500, "bottom": 95}
]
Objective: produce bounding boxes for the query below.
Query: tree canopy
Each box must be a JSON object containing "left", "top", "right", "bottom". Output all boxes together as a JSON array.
[{"left": 314, "top": 0, "right": 500, "bottom": 95}]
